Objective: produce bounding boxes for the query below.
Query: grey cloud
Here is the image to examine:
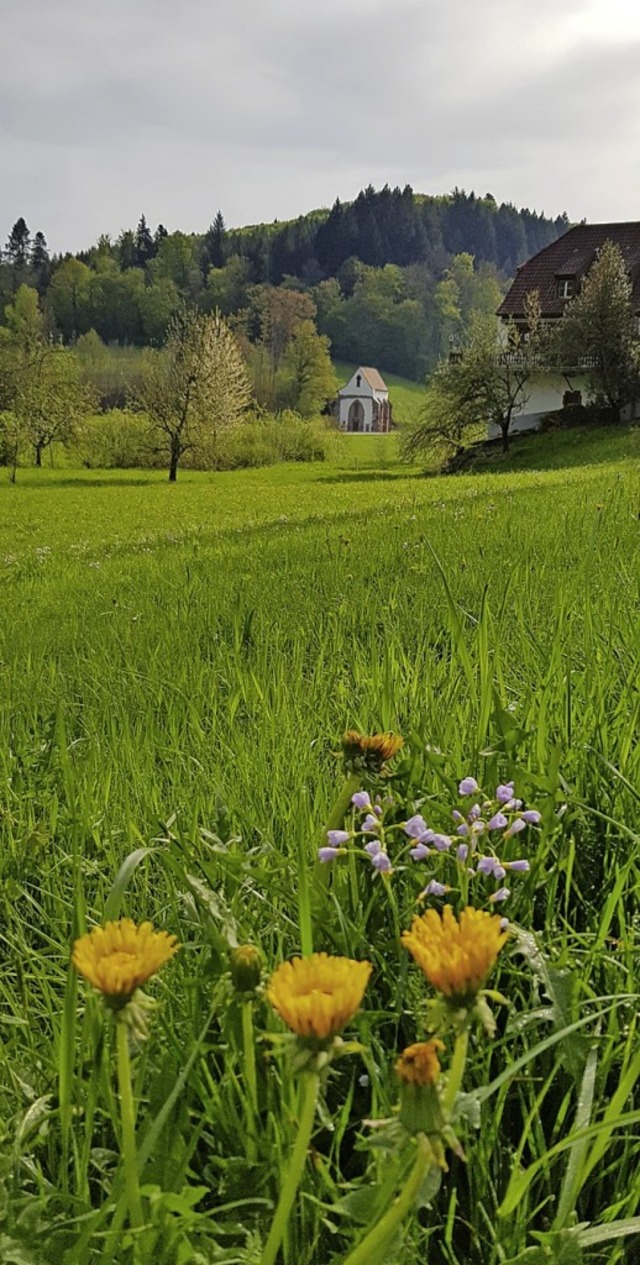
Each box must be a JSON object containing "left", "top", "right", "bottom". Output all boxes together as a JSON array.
[{"left": 0, "top": 0, "right": 638, "bottom": 251}]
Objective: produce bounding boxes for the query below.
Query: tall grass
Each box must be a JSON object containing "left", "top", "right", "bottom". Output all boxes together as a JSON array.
[{"left": 0, "top": 442, "right": 639, "bottom": 1261}]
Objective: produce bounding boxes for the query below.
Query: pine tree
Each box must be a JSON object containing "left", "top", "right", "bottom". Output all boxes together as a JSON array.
[
  {"left": 134, "top": 214, "right": 155, "bottom": 268},
  {"left": 5, "top": 218, "right": 31, "bottom": 270},
  {"left": 30, "top": 231, "right": 50, "bottom": 291},
  {"left": 202, "top": 211, "right": 227, "bottom": 271}
]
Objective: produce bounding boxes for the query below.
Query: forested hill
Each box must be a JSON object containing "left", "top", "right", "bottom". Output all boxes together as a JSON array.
[
  {"left": 225, "top": 186, "right": 569, "bottom": 284},
  {"left": 0, "top": 187, "right": 570, "bottom": 381}
]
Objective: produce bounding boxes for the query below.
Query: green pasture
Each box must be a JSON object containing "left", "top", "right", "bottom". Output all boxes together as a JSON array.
[{"left": 1, "top": 432, "right": 640, "bottom": 1262}]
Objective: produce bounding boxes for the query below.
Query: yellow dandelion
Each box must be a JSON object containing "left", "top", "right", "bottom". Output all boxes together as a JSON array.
[
  {"left": 395, "top": 1039, "right": 444, "bottom": 1087},
  {"left": 342, "top": 730, "right": 404, "bottom": 773},
  {"left": 72, "top": 918, "right": 180, "bottom": 1002},
  {"left": 267, "top": 952, "right": 372, "bottom": 1042},
  {"left": 401, "top": 906, "right": 508, "bottom": 1004}
]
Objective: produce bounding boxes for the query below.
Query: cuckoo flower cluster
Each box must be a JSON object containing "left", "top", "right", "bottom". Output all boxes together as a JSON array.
[{"left": 318, "top": 776, "right": 541, "bottom": 908}]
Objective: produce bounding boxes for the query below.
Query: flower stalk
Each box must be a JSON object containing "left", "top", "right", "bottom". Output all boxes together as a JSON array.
[
  {"left": 115, "top": 1014, "right": 144, "bottom": 1233},
  {"left": 242, "top": 996, "right": 259, "bottom": 1163},
  {"left": 341, "top": 1133, "right": 433, "bottom": 1265},
  {"left": 260, "top": 1070, "right": 320, "bottom": 1265}
]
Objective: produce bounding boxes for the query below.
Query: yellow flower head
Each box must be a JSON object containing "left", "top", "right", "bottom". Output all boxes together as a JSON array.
[
  {"left": 395, "top": 1040, "right": 444, "bottom": 1087},
  {"left": 72, "top": 918, "right": 180, "bottom": 1003},
  {"left": 267, "top": 952, "right": 372, "bottom": 1043},
  {"left": 342, "top": 730, "right": 404, "bottom": 774},
  {"left": 402, "top": 906, "right": 508, "bottom": 1004}
]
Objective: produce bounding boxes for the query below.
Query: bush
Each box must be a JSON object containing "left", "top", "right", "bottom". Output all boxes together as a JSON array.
[
  {"left": 212, "top": 412, "right": 331, "bottom": 470},
  {"left": 72, "top": 410, "right": 157, "bottom": 469}
]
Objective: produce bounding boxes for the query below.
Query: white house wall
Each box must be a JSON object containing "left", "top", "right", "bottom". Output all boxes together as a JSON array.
[{"left": 488, "top": 371, "right": 590, "bottom": 438}]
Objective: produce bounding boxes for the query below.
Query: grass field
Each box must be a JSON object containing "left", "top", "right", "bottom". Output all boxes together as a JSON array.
[{"left": 2, "top": 432, "right": 640, "bottom": 1263}]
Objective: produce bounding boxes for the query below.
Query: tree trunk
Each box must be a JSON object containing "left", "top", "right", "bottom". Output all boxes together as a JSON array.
[
  {"left": 168, "top": 445, "right": 180, "bottom": 482},
  {"left": 35, "top": 443, "right": 43, "bottom": 467},
  {"left": 501, "top": 425, "right": 510, "bottom": 453}
]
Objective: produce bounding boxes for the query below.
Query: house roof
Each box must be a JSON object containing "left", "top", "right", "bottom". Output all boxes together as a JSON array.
[
  {"left": 359, "top": 366, "right": 388, "bottom": 392},
  {"left": 498, "top": 222, "right": 640, "bottom": 319}
]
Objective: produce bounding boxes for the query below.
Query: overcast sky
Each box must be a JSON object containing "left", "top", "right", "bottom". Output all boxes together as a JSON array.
[{"left": 2, "top": 0, "right": 639, "bottom": 254}]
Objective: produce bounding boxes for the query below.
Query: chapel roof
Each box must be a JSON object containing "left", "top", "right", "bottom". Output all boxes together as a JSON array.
[{"left": 498, "top": 222, "right": 640, "bottom": 318}]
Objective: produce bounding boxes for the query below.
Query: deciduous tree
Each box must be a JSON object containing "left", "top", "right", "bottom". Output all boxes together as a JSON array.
[
  {"left": 557, "top": 239, "right": 640, "bottom": 420},
  {"left": 134, "top": 307, "right": 251, "bottom": 481}
]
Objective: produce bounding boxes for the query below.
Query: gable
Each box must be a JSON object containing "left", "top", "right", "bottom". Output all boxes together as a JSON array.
[{"left": 338, "top": 366, "right": 388, "bottom": 397}]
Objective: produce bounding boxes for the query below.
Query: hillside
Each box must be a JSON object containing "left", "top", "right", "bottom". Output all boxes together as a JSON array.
[{"left": 0, "top": 186, "right": 571, "bottom": 382}]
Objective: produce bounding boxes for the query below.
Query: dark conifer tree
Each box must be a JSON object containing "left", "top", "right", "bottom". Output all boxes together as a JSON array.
[
  {"left": 202, "top": 210, "right": 227, "bottom": 271},
  {"left": 6, "top": 217, "right": 31, "bottom": 269},
  {"left": 134, "top": 214, "right": 155, "bottom": 267},
  {"left": 30, "top": 230, "right": 51, "bottom": 292}
]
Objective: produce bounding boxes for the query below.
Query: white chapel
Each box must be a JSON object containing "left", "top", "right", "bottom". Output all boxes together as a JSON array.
[{"left": 337, "top": 367, "right": 392, "bottom": 432}]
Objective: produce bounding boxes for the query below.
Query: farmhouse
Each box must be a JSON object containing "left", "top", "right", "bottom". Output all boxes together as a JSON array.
[
  {"left": 496, "top": 221, "right": 640, "bottom": 434},
  {"left": 337, "top": 367, "right": 393, "bottom": 432}
]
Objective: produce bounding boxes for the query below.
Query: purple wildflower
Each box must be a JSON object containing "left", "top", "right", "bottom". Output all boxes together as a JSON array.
[
  {"left": 456, "top": 823, "right": 470, "bottom": 837},
  {"left": 431, "top": 833, "right": 452, "bottom": 852},
  {"left": 409, "top": 842, "right": 431, "bottom": 861},
  {"left": 468, "top": 803, "right": 482, "bottom": 822},
  {"left": 351, "top": 790, "right": 371, "bottom": 810},
  {"left": 489, "top": 887, "right": 511, "bottom": 903},
  {"left": 318, "top": 847, "right": 341, "bottom": 863},
  {"left": 499, "top": 917, "right": 510, "bottom": 931},
  {"left": 487, "top": 812, "right": 508, "bottom": 831},
  {"left": 504, "top": 859, "right": 530, "bottom": 873},
  {"left": 421, "top": 879, "right": 449, "bottom": 897},
  {"left": 404, "top": 814, "right": 429, "bottom": 839},
  {"left": 477, "top": 856, "right": 498, "bottom": 875},
  {"left": 456, "top": 843, "right": 469, "bottom": 861},
  {"left": 459, "top": 777, "right": 480, "bottom": 795},
  {"left": 504, "top": 818, "right": 526, "bottom": 839},
  {"left": 470, "top": 820, "right": 486, "bottom": 836},
  {"left": 522, "top": 810, "right": 542, "bottom": 825},
  {"left": 496, "top": 782, "right": 515, "bottom": 804},
  {"left": 362, "top": 813, "right": 380, "bottom": 833},
  {"left": 452, "top": 809, "right": 465, "bottom": 824},
  {"left": 364, "top": 839, "right": 381, "bottom": 857},
  {"left": 371, "top": 851, "right": 392, "bottom": 873},
  {"left": 327, "top": 830, "right": 350, "bottom": 846}
]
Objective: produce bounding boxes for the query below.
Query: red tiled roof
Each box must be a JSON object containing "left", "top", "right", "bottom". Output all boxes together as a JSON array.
[
  {"left": 360, "top": 366, "right": 388, "bottom": 392},
  {"left": 498, "top": 222, "right": 640, "bottom": 318}
]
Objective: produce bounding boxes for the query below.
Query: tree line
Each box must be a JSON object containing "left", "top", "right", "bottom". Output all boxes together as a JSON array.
[{"left": 0, "top": 188, "right": 569, "bottom": 381}]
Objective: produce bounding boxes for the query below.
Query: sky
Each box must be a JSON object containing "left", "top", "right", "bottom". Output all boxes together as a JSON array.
[{"left": 2, "top": 0, "right": 640, "bottom": 254}]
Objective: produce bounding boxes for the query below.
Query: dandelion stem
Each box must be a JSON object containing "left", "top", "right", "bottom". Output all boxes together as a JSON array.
[
  {"left": 242, "top": 997, "right": 259, "bottom": 1163},
  {"left": 442, "top": 1027, "right": 469, "bottom": 1118},
  {"left": 342, "top": 1133, "right": 433, "bottom": 1265},
  {"left": 260, "top": 1069, "right": 319, "bottom": 1265},
  {"left": 115, "top": 1015, "right": 144, "bottom": 1233}
]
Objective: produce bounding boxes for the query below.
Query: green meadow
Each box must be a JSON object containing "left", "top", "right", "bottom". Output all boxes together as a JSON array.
[{"left": 1, "top": 433, "right": 640, "bottom": 1263}]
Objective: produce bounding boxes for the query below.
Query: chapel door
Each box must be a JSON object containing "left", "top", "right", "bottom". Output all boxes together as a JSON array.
[{"left": 348, "top": 400, "right": 364, "bottom": 432}]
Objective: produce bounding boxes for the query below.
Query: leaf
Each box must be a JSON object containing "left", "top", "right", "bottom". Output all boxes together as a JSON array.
[
  {"left": 103, "top": 847, "right": 156, "bottom": 921},
  {"left": 510, "top": 928, "right": 588, "bottom": 1081},
  {"left": 181, "top": 873, "right": 239, "bottom": 949}
]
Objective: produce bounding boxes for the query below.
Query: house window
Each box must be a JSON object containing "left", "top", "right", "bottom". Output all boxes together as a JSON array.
[
  {"left": 556, "top": 277, "right": 575, "bottom": 299},
  {"left": 356, "top": 374, "right": 361, "bottom": 387},
  {"left": 562, "top": 390, "right": 582, "bottom": 408}
]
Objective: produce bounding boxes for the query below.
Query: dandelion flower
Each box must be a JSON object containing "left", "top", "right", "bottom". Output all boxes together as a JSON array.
[
  {"left": 267, "top": 952, "right": 371, "bottom": 1042},
  {"left": 72, "top": 919, "right": 179, "bottom": 1003},
  {"left": 342, "top": 730, "right": 404, "bottom": 774},
  {"left": 402, "top": 906, "right": 508, "bottom": 1004},
  {"left": 395, "top": 1040, "right": 444, "bottom": 1087}
]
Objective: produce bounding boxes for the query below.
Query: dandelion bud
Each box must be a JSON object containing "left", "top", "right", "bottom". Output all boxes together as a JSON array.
[
  {"left": 396, "top": 1041, "right": 447, "bottom": 1139},
  {"left": 230, "top": 945, "right": 262, "bottom": 994}
]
